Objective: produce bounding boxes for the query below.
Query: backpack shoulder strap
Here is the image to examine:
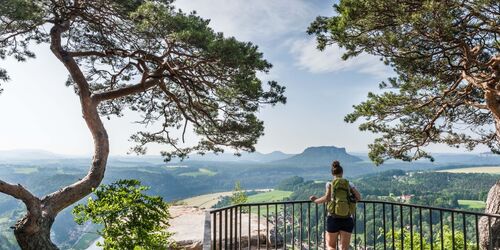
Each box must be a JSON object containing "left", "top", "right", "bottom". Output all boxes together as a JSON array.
[{"left": 331, "top": 179, "right": 337, "bottom": 200}]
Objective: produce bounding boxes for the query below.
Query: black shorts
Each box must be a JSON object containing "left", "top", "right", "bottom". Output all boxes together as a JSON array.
[{"left": 326, "top": 216, "right": 354, "bottom": 233}]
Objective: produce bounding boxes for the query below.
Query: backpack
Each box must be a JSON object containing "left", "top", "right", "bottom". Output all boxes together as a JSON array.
[{"left": 327, "top": 178, "right": 356, "bottom": 218}]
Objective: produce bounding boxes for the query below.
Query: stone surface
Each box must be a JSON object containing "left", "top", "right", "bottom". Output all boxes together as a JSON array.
[
  {"left": 169, "top": 206, "right": 206, "bottom": 250},
  {"left": 212, "top": 211, "right": 282, "bottom": 249},
  {"left": 479, "top": 181, "right": 500, "bottom": 250}
]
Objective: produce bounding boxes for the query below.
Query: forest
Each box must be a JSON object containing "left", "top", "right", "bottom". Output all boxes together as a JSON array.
[{"left": 287, "top": 170, "right": 497, "bottom": 210}]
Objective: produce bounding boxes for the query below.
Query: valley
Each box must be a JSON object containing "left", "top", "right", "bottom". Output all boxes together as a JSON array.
[{"left": 0, "top": 146, "right": 499, "bottom": 249}]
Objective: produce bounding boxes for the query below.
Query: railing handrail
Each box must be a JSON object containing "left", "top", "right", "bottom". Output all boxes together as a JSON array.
[{"left": 210, "top": 199, "right": 500, "bottom": 218}]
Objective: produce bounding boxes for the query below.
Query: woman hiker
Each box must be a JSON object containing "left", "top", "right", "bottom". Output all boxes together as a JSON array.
[{"left": 309, "top": 160, "right": 362, "bottom": 250}]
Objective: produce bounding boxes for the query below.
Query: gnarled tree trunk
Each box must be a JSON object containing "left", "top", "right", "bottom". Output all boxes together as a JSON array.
[
  {"left": 14, "top": 211, "right": 57, "bottom": 250},
  {"left": 4, "top": 21, "right": 111, "bottom": 249},
  {"left": 480, "top": 181, "right": 500, "bottom": 250},
  {"left": 479, "top": 89, "right": 500, "bottom": 250}
]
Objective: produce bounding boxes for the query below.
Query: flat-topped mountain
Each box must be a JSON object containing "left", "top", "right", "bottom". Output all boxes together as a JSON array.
[{"left": 271, "top": 146, "right": 363, "bottom": 166}]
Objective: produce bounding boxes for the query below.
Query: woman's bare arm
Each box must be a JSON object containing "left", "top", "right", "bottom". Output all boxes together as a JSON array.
[
  {"left": 310, "top": 184, "right": 331, "bottom": 204},
  {"left": 351, "top": 186, "right": 362, "bottom": 201}
]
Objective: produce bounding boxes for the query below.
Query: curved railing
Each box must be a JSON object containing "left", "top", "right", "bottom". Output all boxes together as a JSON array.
[{"left": 208, "top": 200, "right": 500, "bottom": 250}]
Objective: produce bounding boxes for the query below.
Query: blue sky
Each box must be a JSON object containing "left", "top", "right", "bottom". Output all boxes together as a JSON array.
[{"left": 0, "top": 0, "right": 479, "bottom": 156}]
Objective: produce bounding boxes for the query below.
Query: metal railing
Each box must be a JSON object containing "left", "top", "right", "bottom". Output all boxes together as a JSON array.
[{"left": 209, "top": 200, "right": 500, "bottom": 249}]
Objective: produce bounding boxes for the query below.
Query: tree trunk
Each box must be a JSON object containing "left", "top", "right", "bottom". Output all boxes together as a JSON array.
[
  {"left": 13, "top": 211, "right": 57, "bottom": 250},
  {"left": 481, "top": 91, "right": 500, "bottom": 249},
  {"left": 479, "top": 181, "right": 500, "bottom": 250},
  {"left": 5, "top": 21, "right": 111, "bottom": 249}
]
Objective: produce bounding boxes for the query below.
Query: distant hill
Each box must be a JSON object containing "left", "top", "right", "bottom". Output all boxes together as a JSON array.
[
  {"left": 425, "top": 153, "right": 500, "bottom": 165},
  {"left": 0, "top": 149, "right": 65, "bottom": 162},
  {"left": 271, "top": 146, "right": 363, "bottom": 167},
  {"left": 185, "top": 150, "right": 293, "bottom": 163}
]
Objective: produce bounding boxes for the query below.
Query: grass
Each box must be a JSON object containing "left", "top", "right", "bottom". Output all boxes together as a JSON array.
[
  {"left": 247, "top": 190, "right": 293, "bottom": 203},
  {"left": 244, "top": 190, "right": 293, "bottom": 216},
  {"left": 180, "top": 189, "right": 288, "bottom": 209},
  {"left": 13, "top": 167, "right": 38, "bottom": 174},
  {"left": 180, "top": 191, "right": 235, "bottom": 208},
  {"left": 437, "top": 166, "right": 500, "bottom": 174},
  {"left": 179, "top": 168, "right": 217, "bottom": 177},
  {"left": 458, "top": 200, "right": 486, "bottom": 209}
]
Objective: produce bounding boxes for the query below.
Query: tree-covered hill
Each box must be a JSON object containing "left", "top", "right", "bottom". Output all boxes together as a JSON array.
[{"left": 286, "top": 170, "right": 498, "bottom": 210}]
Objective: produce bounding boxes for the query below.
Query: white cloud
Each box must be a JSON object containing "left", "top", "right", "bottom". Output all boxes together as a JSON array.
[
  {"left": 174, "top": 0, "right": 318, "bottom": 42},
  {"left": 290, "top": 38, "right": 393, "bottom": 78}
]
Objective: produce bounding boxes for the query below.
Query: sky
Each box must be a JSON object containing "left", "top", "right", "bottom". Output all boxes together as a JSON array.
[{"left": 0, "top": 0, "right": 482, "bottom": 156}]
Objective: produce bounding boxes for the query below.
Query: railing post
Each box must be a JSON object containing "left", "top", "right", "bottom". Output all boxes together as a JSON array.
[
  {"left": 212, "top": 212, "right": 216, "bottom": 250},
  {"left": 300, "top": 203, "right": 303, "bottom": 249},
  {"left": 284, "top": 204, "right": 287, "bottom": 249},
  {"left": 383, "top": 203, "right": 386, "bottom": 250},
  {"left": 266, "top": 204, "right": 269, "bottom": 250},
  {"left": 249, "top": 205, "right": 251, "bottom": 250},
  {"left": 488, "top": 216, "right": 492, "bottom": 250},
  {"left": 235, "top": 206, "right": 239, "bottom": 250},
  {"left": 391, "top": 204, "right": 395, "bottom": 250},
  {"left": 323, "top": 203, "right": 327, "bottom": 250},
  {"left": 239, "top": 206, "right": 242, "bottom": 250},
  {"left": 308, "top": 202, "right": 311, "bottom": 249},
  {"left": 224, "top": 209, "right": 228, "bottom": 250},
  {"left": 419, "top": 207, "right": 423, "bottom": 250},
  {"left": 219, "top": 210, "right": 222, "bottom": 250},
  {"left": 373, "top": 203, "right": 377, "bottom": 250},
  {"left": 229, "top": 207, "right": 233, "bottom": 249},
  {"left": 203, "top": 211, "right": 212, "bottom": 250},
  {"left": 292, "top": 203, "right": 295, "bottom": 250},
  {"left": 475, "top": 215, "right": 479, "bottom": 250},
  {"left": 315, "top": 203, "right": 319, "bottom": 250},
  {"left": 440, "top": 210, "right": 444, "bottom": 250},
  {"left": 451, "top": 211, "right": 455, "bottom": 250},
  {"left": 400, "top": 205, "right": 404, "bottom": 250},
  {"left": 463, "top": 213, "right": 467, "bottom": 250},
  {"left": 364, "top": 203, "right": 368, "bottom": 250},
  {"left": 258, "top": 205, "right": 261, "bottom": 249},
  {"left": 430, "top": 209, "right": 433, "bottom": 250},
  {"left": 275, "top": 204, "right": 278, "bottom": 250}
]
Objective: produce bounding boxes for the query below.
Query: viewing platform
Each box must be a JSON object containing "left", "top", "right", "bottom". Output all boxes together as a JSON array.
[{"left": 204, "top": 200, "right": 500, "bottom": 250}]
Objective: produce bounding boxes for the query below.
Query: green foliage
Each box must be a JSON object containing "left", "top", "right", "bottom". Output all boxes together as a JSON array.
[
  {"left": 386, "top": 226, "right": 477, "bottom": 250},
  {"left": 276, "top": 176, "right": 304, "bottom": 191},
  {"left": 291, "top": 170, "right": 496, "bottom": 210},
  {"left": 385, "top": 228, "right": 431, "bottom": 250},
  {"left": 73, "top": 180, "right": 174, "bottom": 250},
  {"left": 246, "top": 190, "right": 292, "bottom": 203},
  {"left": 309, "top": 0, "right": 500, "bottom": 164},
  {"left": 230, "top": 181, "right": 248, "bottom": 205},
  {"left": 0, "top": 0, "right": 286, "bottom": 161}
]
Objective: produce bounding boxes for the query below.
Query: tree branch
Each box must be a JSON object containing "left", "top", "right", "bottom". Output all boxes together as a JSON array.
[
  {"left": 0, "top": 180, "right": 39, "bottom": 211},
  {"left": 91, "top": 77, "right": 161, "bottom": 103}
]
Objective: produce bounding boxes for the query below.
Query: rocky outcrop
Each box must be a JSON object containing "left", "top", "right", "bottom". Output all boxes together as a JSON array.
[
  {"left": 169, "top": 205, "right": 283, "bottom": 249},
  {"left": 479, "top": 181, "right": 500, "bottom": 250},
  {"left": 212, "top": 211, "right": 282, "bottom": 249},
  {"left": 169, "top": 206, "right": 206, "bottom": 250}
]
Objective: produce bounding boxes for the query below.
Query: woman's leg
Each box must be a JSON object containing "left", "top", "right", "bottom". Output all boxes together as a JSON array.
[
  {"left": 326, "top": 232, "right": 339, "bottom": 250},
  {"left": 339, "top": 231, "right": 352, "bottom": 250}
]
